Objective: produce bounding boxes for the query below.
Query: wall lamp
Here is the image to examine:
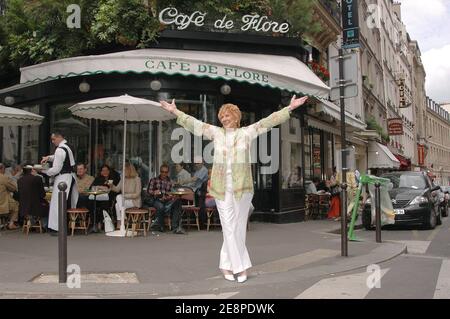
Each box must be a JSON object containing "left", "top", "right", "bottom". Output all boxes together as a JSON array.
[{"left": 79, "top": 79, "right": 91, "bottom": 93}]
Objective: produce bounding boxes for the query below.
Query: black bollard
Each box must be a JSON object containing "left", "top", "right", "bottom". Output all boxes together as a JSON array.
[
  {"left": 374, "top": 182, "right": 382, "bottom": 243},
  {"left": 340, "top": 183, "right": 348, "bottom": 257},
  {"left": 58, "top": 182, "right": 68, "bottom": 283}
]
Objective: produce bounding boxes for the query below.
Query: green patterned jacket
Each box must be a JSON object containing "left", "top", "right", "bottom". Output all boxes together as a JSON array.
[{"left": 174, "top": 107, "right": 291, "bottom": 201}]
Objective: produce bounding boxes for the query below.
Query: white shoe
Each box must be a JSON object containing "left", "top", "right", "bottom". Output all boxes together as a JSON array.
[
  {"left": 237, "top": 275, "right": 247, "bottom": 283},
  {"left": 224, "top": 274, "right": 235, "bottom": 281}
]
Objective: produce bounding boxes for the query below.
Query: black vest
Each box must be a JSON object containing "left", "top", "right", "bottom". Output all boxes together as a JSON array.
[{"left": 58, "top": 144, "right": 76, "bottom": 175}]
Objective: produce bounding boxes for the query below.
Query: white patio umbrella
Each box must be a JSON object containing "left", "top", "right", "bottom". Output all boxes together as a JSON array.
[
  {"left": 0, "top": 105, "right": 44, "bottom": 126},
  {"left": 69, "top": 94, "right": 176, "bottom": 237},
  {"left": 0, "top": 105, "right": 44, "bottom": 163}
]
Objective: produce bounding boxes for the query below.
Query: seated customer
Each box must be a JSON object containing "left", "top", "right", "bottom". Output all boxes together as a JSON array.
[
  {"left": 76, "top": 163, "right": 94, "bottom": 210},
  {"left": 148, "top": 164, "right": 184, "bottom": 234},
  {"left": 110, "top": 162, "right": 142, "bottom": 229},
  {"left": 0, "top": 163, "right": 19, "bottom": 230},
  {"left": 89, "top": 164, "right": 120, "bottom": 229},
  {"left": 174, "top": 163, "right": 192, "bottom": 187},
  {"left": 17, "top": 165, "right": 49, "bottom": 229}
]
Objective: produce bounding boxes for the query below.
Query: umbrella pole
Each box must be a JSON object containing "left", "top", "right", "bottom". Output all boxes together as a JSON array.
[
  {"left": 120, "top": 108, "right": 128, "bottom": 235},
  {"left": 106, "top": 108, "right": 129, "bottom": 237}
]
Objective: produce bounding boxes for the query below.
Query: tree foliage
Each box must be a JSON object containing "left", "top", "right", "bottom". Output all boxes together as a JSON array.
[{"left": 0, "top": 0, "right": 320, "bottom": 83}]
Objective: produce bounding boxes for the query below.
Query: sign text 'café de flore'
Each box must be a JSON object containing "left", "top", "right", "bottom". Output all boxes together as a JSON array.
[{"left": 158, "top": 7, "right": 290, "bottom": 34}]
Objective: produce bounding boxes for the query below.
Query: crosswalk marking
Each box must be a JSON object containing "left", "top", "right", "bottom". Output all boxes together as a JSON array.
[
  {"left": 295, "top": 269, "right": 389, "bottom": 299},
  {"left": 252, "top": 249, "right": 339, "bottom": 274},
  {"left": 389, "top": 240, "right": 431, "bottom": 254},
  {"left": 427, "top": 229, "right": 440, "bottom": 242},
  {"left": 434, "top": 259, "right": 450, "bottom": 299},
  {"left": 160, "top": 292, "right": 239, "bottom": 299}
]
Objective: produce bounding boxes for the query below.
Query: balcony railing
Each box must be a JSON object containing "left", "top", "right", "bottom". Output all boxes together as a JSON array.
[{"left": 318, "top": 0, "right": 341, "bottom": 26}]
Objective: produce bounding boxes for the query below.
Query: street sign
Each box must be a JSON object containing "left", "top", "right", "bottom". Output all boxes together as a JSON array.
[
  {"left": 342, "top": 0, "right": 360, "bottom": 49},
  {"left": 330, "top": 84, "right": 358, "bottom": 100},
  {"left": 398, "top": 78, "right": 408, "bottom": 108},
  {"left": 388, "top": 118, "right": 403, "bottom": 135},
  {"left": 330, "top": 52, "right": 358, "bottom": 87}
]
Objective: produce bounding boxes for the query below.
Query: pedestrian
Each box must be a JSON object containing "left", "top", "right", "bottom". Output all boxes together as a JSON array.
[
  {"left": 40, "top": 132, "right": 79, "bottom": 235},
  {"left": 160, "top": 94, "right": 308, "bottom": 283}
]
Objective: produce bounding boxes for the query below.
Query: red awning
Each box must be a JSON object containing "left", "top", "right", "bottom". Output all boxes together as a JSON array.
[{"left": 394, "top": 154, "right": 411, "bottom": 169}]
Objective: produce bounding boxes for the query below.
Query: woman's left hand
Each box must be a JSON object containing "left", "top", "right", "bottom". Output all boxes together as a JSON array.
[{"left": 288, "top": 95, "right": 308, "bottom": 111}]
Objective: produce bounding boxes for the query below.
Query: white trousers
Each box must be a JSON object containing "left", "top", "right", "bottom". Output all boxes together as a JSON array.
[
  {"left": 115, "top": 195, "right": 134, "bottom": 221},
  {"left": 215, "top": 175, "right": 253, "bottom": 274}
]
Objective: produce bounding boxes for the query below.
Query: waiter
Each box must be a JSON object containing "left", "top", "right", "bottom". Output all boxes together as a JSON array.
[{"left": 41, "top": 132, "right": 79, "bottom": 234}]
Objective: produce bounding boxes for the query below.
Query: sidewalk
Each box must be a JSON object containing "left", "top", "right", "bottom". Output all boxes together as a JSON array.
[{"left": 0, "top": 220, "right": 406, "bottom": 298}]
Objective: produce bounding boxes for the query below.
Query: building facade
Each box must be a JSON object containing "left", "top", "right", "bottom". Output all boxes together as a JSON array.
[{"left": 426, "top": 98, "right": 450, "bottom": 186}]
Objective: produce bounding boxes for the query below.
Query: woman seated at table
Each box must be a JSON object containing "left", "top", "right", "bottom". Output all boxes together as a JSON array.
[
  {"left": 109, "top": 162, "right": 142, "bottom": 229},
  {"left": 90, "top": 164, "right": 120, "bottom": 229}
]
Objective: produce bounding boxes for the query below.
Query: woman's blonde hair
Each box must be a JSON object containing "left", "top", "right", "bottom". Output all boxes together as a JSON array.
[
  {"left": 218, "top": 103, "right": 242, "bottom": 128},
  {"left": 125, "top": 162, "right": 138, "bottom": 178}
]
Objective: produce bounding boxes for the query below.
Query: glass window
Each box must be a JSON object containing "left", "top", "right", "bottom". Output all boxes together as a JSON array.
[
  {"left": 50, "top": 103, "right": 91, "bottom": 169},
  {"left": 303, "top": 127, "right": 311, "bottom": 181},
  {"left": 21, "top": 105, "right": 40, "bottom": 165},
  {"left": 312, "top": 128, "right": 322, "bottom": 178},
  {"left": 281, "top": 118, "right": 303, "bottom": 189},
  {"left": 95, "top": 121, "right": 152, "bottom": 184},
  {"left": 1, "top": 126, "right": 19, "bottom": 165}
]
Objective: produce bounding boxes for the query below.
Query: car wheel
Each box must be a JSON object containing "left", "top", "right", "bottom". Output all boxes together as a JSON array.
[
  {"left": 423, "top": 208, "right": 437, "bottom": 229},
  {"left": 362, "top": 210, "right": 374, "bottom": 230}
]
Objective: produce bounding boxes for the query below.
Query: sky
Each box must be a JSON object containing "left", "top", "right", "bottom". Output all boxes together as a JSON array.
[{"left": 399, "top": 0, "right": 450, "bottom": 103}]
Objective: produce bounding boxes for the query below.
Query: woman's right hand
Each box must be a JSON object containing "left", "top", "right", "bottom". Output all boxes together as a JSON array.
[{"left": 160, "top": 99, "right": 177, "bottom": 114}]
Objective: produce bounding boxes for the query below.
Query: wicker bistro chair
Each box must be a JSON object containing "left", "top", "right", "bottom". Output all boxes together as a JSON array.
[
  {"left": 180, "top": 190, "right": 201, "bottom": 231},
  {"left": 206, "top": 207, "right": 221, "bottom": 231},
  {"left": 67, "top": 208, "right": 90, "bottom": 236},
  {"left": 22, "top": 215, "right": 44, "bottom": 235},
  {"left": 125, "top": 207, "right": 149, "bottom": 237},
  {"left": 318, "top": 193, "right": 331, "bottom": 219},
  {"left": 306, "top": 193, "right": 320, "bottom": 220}
]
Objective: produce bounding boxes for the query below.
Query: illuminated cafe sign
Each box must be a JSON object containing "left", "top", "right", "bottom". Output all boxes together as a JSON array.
[{"left": 158, "top": 7, "right": 290, "bottom": 34}]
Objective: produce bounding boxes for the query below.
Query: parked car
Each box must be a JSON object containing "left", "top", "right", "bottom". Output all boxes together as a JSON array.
[
  {"left": 362, "top": 171, "right": 441, "bottom": 230},
  {"left": 439, "top": 186, "right": 450, "bottom": 217}
]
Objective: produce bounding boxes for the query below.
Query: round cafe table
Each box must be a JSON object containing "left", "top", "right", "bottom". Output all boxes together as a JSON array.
[{"left": 83, "top": 189, "right": 109, "bottom": 233}]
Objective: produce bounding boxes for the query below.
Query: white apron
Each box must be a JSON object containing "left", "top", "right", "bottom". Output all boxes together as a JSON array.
[
  {"left": 48, "top": 173, "right": 78, "bottom": 231},
  {"left": 44, "top": 140, "right": 79, "bottom": 231}
]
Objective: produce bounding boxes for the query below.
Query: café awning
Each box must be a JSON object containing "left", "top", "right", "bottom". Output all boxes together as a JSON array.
[
  {"left": 368, "top": 141, "right": 400, "bottom": 169},
  {"left": 314, "top": 98, "right": 366, "bottom": 131},
  {"left": 18, "top": 48, "right": 330, "bottom": 98}
]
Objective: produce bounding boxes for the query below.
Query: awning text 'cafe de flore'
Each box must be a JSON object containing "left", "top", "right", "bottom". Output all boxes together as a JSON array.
[{"left": 0, "top": 7, "right": 333, "bottom": 223}]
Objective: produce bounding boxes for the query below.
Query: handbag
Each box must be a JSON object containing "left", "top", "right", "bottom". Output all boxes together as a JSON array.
[{"left": 103, "top": 210, "right": 115, "bottom": 233}]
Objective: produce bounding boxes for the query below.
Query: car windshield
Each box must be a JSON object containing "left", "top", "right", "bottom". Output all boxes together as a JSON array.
[{"left": 382, "top": 174, "right": 427, "bottom": 189}]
